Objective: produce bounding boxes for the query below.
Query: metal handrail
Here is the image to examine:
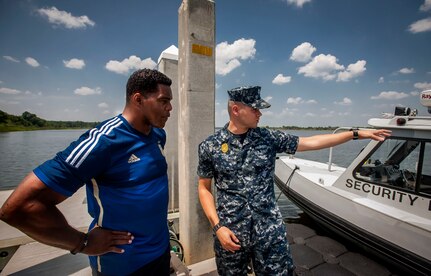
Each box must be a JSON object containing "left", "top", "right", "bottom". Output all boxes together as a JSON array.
[{"left": 327, "top": 127, "right": 374, "bottom": 171}]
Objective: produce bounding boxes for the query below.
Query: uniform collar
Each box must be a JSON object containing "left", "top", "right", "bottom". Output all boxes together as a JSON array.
[{"left": 221, "top": 123, "right": 260, "bottom": 147}]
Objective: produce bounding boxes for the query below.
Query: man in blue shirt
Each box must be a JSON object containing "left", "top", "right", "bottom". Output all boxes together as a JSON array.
[
  {"left": 0, "top": 69, "right": 174, "bottom": 275},
  {"left": 197, "top": 86, "right": 391, "bottom": 276}
]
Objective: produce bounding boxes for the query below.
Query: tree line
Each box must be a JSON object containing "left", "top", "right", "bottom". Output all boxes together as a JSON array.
[
  {"left": 0, "top": 110, "right": 99, "bottom": 132},
  {"left": 0, "top": 109, "right": 339, "bottom": 132}
]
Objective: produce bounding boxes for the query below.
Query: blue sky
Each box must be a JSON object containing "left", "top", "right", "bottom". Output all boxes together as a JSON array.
[{"left": 1, "top": 0, "right": 431, "bottom": 127}]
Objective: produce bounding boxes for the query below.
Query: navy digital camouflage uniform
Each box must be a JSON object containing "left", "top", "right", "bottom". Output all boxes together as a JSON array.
[{"left": 197, "top": 122, "right": 299, "bottom": 276}]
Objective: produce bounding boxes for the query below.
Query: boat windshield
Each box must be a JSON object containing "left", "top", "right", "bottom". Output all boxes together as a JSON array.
[{"left": 355, "top": 138, "right": 431, "bottom": 196}]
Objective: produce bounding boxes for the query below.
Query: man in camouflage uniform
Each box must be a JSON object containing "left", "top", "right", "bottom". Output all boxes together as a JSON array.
[{"left": 197, "top": 86, "right": 391, "bottom": 276}]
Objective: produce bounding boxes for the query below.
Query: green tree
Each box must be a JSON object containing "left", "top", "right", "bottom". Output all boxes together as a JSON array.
[
  {"left": 0, "top": 110, "right": 7, "bottom": 124},
  {"left": 21, "top": 111, "right": 46, "bottom": 127}
]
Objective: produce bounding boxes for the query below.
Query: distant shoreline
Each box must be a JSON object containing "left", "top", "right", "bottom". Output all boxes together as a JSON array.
[
  {"left": 0, "top": 126, "right": 92, "bottom": 132},
  {"left": 0, "top": 110, "right": 98, "bottom": 133},
  {"left": 2, "top": 126, "right": 338, "bottom": 132},
  {"left": 0, "top": 110, "right": 340, "bottom": 132}
]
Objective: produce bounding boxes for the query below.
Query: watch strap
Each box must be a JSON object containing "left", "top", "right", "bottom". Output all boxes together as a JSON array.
[
  {"left": 212, "top": 223, "right": 222, "bottom": 234},
  {"left": 70, "top": 233, "right": 88, "bottom": 255},
  {"left": 351, "top": 128, "right": 359, "bottom": 140}
]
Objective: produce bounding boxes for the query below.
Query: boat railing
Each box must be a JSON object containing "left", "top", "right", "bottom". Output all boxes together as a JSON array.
[{"left": 327, "top": 127, "right": 372, "bottom": 171}]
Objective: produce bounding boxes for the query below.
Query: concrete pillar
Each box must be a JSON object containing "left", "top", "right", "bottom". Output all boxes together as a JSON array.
[
  {"left": 178, "top": 0, "right": 215, "bottom": 265},
  {"left": 158, "top": 45, "right": 179, "bottom": 214}
]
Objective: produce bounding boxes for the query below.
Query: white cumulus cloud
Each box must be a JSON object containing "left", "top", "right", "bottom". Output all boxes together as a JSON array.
[
  {"left": 26, "top": 57, "right": 40, "bottom": 67},
  {"left": 63, "top": 58, "right": 85, "bottom": 69},
  {"left": 337, "top": 60, "right": 366, "bottom": 82},
  {"left": 105, "top": 55, "right": 157, "bottom": 75},
  {"left": 292, "top": 43, "right": 366, "bottom": 82},
  {"left": 37, "top": 7, "right": 95, "bottom": 29},
  {"left": 371, "top": 91, "right": 409, "bottom": 100},
  {"left": 264, "top": 96, "right": 273, "bottom": 102},
  {"left": 398, "top": 67, "right": 415, "bottom": 74},
  {"left": 298, "top": 54, "right": 344, "bottom": 81},
  {"left": 272, "top": 74, "right": 292, "bottom": 85},
  {"left": 290, "top": 42, "right": 316, "bottom": 62},
  {"left": 74, "top": 86, "right": 102, "bottom": 96},
  {"left": 408, "top": 17, "right": 431, "bottom": 33},
  {"left": 3, "top": 56, "right": 19, "bottom": 63},
  {"left": 0, "top": 87, "right": 21, "bottom": 94},
  {"left": 414, "top": 82, "right": 431, "bottom": 90},
  {"left": 216, "top": 38, "right": 256, "bottom": 76},
  {"left": 287, "top": 97, "right": 303, "bottom": 104},
  {"left": 420, "top": 0, "right": 431, "bottom": 12},
  {"left": 286, "top": 0, "right": 311, "bottom": 8},
  {"left": 334, "top": 97, "right": 352, "bottom": 105}
]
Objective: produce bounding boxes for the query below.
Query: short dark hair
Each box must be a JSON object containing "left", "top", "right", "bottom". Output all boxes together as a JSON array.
[{"left": 126, "top": 69, "right": 172, "bottom": 102}]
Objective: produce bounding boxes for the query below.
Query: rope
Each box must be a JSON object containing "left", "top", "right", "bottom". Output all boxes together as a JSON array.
[{"left": 276, "top": 165, "right": 299, "bottom": 202}]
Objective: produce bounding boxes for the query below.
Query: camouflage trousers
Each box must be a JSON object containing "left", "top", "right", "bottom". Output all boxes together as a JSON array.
[{"left": 213, "top": 234, "right": 294, "bottom": 276}]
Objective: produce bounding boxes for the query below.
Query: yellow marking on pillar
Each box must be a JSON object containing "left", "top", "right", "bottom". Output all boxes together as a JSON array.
[{"left": 192, "top": 44, "right": 213, "bottom": 57}]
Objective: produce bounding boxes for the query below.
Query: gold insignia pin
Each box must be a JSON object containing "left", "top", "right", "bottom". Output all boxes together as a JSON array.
[{"left": 221, "top": 143, "right": 228, "bottom": 153}]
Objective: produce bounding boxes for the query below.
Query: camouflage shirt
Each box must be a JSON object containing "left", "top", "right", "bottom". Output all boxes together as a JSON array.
[{"left": 197, "top": 124, "right": 299, "bottom": 247}]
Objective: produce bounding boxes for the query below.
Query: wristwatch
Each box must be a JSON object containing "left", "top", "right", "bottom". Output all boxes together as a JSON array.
[
  {"left": 351, "top": 128, "right": 359, "bottom": 140},
  {"left": 213, "top": 222, "right": 222, "bottom": 234},
  {"left": 70, "top": 232, "right": 88, "bottom": 255}
]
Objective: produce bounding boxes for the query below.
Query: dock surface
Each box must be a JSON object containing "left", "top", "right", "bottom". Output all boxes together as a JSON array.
[
  {"left": 1, "top": 187, "right": 396, "bottom": 275},
  {"left": 1, "top": 222, "right": 395, "bottom": 276},
  {"left": 286, "top": 223, "right": 394, "bottom": 276}
]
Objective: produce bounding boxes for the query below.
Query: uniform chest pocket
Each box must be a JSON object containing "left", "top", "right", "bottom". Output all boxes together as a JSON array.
[
  {"left": 213, "top": 152, "right": 245, "bottom": 191},
  {"left": 218, "top": 168, "right": 245, "bottom": 190},
  {"left": 245, "top": 144, "right": 274, "bottom": 173}
]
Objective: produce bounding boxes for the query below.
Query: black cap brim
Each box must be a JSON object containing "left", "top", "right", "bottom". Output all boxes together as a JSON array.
[{"left": 249, "top": 99, "right": 271, "bottom": 109}]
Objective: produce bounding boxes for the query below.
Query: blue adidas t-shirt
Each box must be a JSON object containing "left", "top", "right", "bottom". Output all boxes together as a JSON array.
[{"left": 34, "top": 115, "right": 169, "bottom": 275}]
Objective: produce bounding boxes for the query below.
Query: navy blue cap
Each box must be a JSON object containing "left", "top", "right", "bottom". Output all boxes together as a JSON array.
[{"left": 227, "top": 86, "right": 271, "bottom": 109}]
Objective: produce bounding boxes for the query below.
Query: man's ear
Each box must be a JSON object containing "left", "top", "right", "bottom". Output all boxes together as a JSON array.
[
  {"left": 132, "top": 92, "right": 143, "bottom": 105},
  {"left": 232, "top": 104, "right": 240, "bottom": 115}
]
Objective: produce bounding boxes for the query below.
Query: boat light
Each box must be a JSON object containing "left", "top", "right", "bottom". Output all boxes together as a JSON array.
[{"left": 396, "top": 118, "right": 406, "bottom": 125}]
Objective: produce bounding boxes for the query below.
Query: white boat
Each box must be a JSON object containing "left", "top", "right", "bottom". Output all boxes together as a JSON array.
[{"left": 275, "top": 91, "right": 431, "bottom": 275}]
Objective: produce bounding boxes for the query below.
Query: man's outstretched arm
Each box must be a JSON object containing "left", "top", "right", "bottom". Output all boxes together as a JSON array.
[{"left": 297, "top": 129, "right": 391, "bottom": 152}]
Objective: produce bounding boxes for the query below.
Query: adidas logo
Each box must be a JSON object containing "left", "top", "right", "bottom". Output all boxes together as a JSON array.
[{"left": 128, "top": 154, "right": 140, "bottom": 163}]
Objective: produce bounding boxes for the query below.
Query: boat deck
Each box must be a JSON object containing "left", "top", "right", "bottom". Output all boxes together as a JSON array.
[{"left": 278, "top": 156, "right": 345, "bottom": 187}]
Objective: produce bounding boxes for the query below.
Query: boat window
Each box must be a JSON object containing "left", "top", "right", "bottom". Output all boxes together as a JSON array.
[
  {"left": 419, "top": 142, "right": 431, "bottom": 195},
  {"left": 355, "top": 138, "right": 430, "bottom": 194}
]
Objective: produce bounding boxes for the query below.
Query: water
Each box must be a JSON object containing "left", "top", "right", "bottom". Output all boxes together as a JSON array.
[
  {"left": 0, "top": 129, "right": 87, "bottom": 189},
  {"left": 0, "top": 128, "right": 369, "bottom": 219}
]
